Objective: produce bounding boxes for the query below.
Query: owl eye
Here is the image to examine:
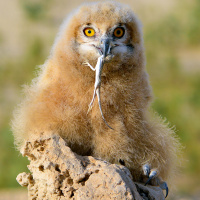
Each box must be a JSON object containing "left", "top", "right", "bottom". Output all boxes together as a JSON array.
[
  {"left": 83, "top": 28, "right": 95, "bottom": 37},
  {"left": 113, "top": 27, "right": 125, "bottom": 38}
]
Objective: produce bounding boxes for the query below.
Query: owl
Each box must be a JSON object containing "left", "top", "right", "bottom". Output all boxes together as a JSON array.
[{"left": 12, "top": 1, "right": 180, "bottom": 197}]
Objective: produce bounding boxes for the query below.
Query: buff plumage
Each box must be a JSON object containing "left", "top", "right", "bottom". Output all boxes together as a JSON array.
[{"left": 12, "top": 1, "right": 180, "bottom": 196}]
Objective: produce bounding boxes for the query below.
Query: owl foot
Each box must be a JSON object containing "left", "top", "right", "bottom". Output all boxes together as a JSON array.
[{"left": 142, "top": 164, "right": 168, "bottom": 198}]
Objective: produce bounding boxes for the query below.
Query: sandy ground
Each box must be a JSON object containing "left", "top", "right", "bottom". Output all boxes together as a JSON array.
[{"left": 0, "top": 189, "right": 27, "bottom": 200}]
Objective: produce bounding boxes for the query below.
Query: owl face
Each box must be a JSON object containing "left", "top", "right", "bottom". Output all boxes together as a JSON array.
[
  {"left": 76, "top": 22, "right": 134, "bottom": 62},
  {"left": 53, "top": 2, "right": 143, "bottom": 69}
]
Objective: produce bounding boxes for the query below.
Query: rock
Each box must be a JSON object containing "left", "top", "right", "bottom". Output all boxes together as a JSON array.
[{"left": 17, "top": 134, "right": 165, "bottom": 200}]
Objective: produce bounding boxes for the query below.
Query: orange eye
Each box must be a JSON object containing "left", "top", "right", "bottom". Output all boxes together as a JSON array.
[
  {"left": 113, "top": 27, "right": 125, "bottom": 38},
  {"left": 83, "top": 28, "right": 95, "bottom": 37}
]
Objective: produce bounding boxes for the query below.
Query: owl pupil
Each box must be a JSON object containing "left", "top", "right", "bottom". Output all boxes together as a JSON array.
[
  {"left": 88, "top": 30, "right": 91, "bottom": 34},
  {"left": 117, "top": 30, "right": 121, "bottom": 35}
]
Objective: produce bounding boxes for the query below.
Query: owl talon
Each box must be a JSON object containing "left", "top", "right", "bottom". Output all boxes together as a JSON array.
[
  {"left": 142, "top": 164, "right": 168, "bottom": 198},
  {"left": 159, "top": 181, "right": 169, "bottom": 198},
  {"left": 144, "top": 170, "right": 157, "bottom": 186}
]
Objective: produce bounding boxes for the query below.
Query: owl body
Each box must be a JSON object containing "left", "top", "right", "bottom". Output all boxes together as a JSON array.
[{"left": 12, "top": 1, "right": 179, "bottom": 184}]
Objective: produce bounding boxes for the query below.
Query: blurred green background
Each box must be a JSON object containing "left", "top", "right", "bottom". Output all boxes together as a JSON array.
[{"left": 0, "top": 0, "right": 200, "bottom": 199}]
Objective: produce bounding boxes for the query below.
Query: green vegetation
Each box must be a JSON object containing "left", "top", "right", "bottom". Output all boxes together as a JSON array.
[
  {"left": 144, "top": 0, "right": 200, "bottom": 192},
  {"left": 0, "top": 0, "right": 199, "bottom": 195},
  {"left": 0, "top": 37, "right": 46, "bottom": 188},
  {"left": 20, "top": 0, "right": 52, "bottom": 21}
]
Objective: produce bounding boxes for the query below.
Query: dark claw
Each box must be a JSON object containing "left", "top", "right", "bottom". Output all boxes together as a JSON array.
[
  {"left": 144, "top": 177, "right": 152, "bottom": 186},
  {"left": 165, "top": 186, "right": 169, "bottom": 198},
  {"left": 159, "top": 181, "right": 169, "bottom": 198},
  {"left": 144, "top": 170, "right": 157, "bottom": 186}
]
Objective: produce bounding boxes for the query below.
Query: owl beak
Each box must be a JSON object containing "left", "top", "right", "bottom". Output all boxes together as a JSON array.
[{"left": 100, "top": 38, "right": 111, "bottom": 57}]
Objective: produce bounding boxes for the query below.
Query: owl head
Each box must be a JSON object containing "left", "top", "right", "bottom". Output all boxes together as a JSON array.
[{"left": 51, "top": 1, "right": 145, "bottom": 73}]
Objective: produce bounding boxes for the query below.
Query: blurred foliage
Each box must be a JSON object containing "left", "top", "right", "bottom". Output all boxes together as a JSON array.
[
  {"left": 186, "top": 0, "right": 200, "bottom": 45},
  {"left": 20, "top": 0, "right": 52, "bottom": 21},
  {"left": 0, "top": 127, "right": 29, "bottom": 188},
  {"left": 0, "top": 0, "right": 200, "bottom": 196},
  {"left": 0, "top": 37, "right": 46, "bottom": 188},
  {"left": 143, "top": 0, "right": 200, "bottom": 192},
  {"left": 0, "top": 38, "right": 45, "bottom": 89}
]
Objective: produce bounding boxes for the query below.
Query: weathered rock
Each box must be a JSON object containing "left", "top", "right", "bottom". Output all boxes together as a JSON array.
[{"left": 16, "top": 134, "right": 165, "bottom": 200}]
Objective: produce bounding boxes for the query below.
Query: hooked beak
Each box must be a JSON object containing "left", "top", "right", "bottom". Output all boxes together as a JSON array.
[{"left": 99, "top": 38, "right": 111, "bottom": 57}]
